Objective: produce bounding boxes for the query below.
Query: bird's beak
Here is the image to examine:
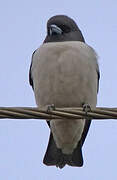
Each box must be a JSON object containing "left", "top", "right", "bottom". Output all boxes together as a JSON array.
[{"left": 49, "top": 24, "right": 63, "bottom": 35}]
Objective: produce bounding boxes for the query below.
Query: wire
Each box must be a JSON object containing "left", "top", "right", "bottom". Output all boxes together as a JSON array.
[{"left": 0, "top": 107, "right": 117, "bottom": 120}]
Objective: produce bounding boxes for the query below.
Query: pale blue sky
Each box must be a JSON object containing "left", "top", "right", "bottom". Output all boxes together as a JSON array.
[{"left": 0, "top": 0, "right": 117, "bottom": 179}]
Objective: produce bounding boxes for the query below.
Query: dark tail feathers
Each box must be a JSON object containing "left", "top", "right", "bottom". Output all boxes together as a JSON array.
[{"left": 43, "top": 133, "right": 83, "bottom": 169}]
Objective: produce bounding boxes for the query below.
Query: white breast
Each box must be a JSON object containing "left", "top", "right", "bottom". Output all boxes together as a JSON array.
[{"left": 31, "top": 41, "right": 98, "bottom": 153}]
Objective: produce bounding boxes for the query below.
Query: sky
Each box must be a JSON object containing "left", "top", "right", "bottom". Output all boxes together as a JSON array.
[{"left": 0, "top": 0, "right": 117, "bottom": 179}]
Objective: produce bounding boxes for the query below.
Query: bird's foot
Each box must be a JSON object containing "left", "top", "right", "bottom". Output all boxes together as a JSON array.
[
  {"left": 82, "top": 103, "right": 91, "bottom": 116},
  {"left": 46, "top": 104, "right": 55, "bottom": 113}
]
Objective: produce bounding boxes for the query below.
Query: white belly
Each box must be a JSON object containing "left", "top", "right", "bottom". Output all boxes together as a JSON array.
[{"left": 50, "top": 119, "right": 85, "bottom": 154}]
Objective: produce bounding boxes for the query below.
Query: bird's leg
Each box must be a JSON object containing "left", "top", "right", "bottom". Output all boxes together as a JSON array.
[
  {"left": 82, "top": 103, "right": 91, "bottom": 118},
  {"left": 46, "top": 104, "right": 56, "bottom": 113}
]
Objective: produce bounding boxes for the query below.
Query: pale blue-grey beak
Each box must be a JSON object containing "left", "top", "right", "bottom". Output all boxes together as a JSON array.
[{"left": 50, "top": 24, "right": 62, "bottom": 35}]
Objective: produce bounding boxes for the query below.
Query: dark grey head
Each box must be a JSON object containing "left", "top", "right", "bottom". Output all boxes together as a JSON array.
[{"left": 44, "top": 15, "right": 85, "bottom": 43}]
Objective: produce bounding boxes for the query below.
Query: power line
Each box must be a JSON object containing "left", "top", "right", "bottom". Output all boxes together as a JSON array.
[{"left": 0, "top": 107, "right": 117, "bottom": 120}]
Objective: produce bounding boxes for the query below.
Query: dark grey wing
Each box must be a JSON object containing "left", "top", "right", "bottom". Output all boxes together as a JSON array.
[
  {"left": 29, "top": 50, "right": 37, "bottom": 89},
  {"left": 29, "top": 61, "right": 34, "bottom": 89},
  {"left": 96, "top": 60, "right": 100, "bottom": 93},
  {"left": 43, "top": 132, "right": 62, "bottom": 167},
  {"left": 80, "top": 119, "right": 91, "bottom": 146},
  {"left": 97, "top": 68, "right": 100, "bottom": 93}
]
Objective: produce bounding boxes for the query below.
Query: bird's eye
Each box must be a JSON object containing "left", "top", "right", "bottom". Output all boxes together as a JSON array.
[
  {"left": 61, "top": 25, "right": 71, "bottom": 33},
  {"left": 48, "top": 24, "right": 63, "bottom": 36}
]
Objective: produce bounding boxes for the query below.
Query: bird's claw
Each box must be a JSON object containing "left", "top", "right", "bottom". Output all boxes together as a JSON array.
[
  {"left": 46, "top": 104, "right": 55, "bottom": 113},
  {"left": 82, "top": 103, "right": 91, "bottom": 115}
]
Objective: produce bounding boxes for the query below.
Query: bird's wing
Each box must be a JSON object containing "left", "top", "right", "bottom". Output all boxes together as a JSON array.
[
  {"left": 97, "top": 66, "right": 100, "bottom": 93},
  {"left": 29, "top": 50, "right": 37, "bottom": 89}
]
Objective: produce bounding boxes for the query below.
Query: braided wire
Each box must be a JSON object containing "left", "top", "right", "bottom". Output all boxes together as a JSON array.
[{"left": 0, "top": 107, "right": 117, "bottom": 120}]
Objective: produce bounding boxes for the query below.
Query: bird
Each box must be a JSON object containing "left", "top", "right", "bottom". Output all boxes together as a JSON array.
[{"left": 29, "top": 15, "right": 100, "bottom": 168}]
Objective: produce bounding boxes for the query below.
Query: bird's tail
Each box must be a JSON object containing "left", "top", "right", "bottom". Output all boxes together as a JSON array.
[{"left": 43, "top": 132, "right": 83, "bottom": 169}]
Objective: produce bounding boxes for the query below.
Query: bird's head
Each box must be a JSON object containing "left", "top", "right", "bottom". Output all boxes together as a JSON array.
[{"left": 44, "top": 15, "right": 85, "bottom": 43}]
